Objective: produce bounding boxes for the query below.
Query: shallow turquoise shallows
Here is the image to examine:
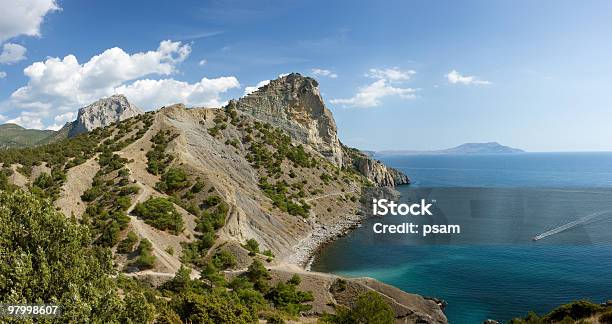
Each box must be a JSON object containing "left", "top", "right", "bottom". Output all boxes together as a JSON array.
[{"left": 311, "top": 153, "right": 612, "bottom": 323}]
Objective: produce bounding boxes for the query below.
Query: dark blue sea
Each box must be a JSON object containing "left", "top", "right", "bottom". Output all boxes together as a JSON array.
[{"left": 311, "top": 153, "right": 612, "bottom": 323}]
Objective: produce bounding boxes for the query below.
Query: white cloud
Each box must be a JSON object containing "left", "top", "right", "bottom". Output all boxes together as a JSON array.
[
  {"left": 0, "top": 43, "right": 27, "bottom": 64},
  {"left": 0, "top": 0, "right": 60, "bottom": 42},
  {"left": 114, "top": 76, "right": 240, "bottom": 109},
  {"left": 366, "top": 67, "right": 415, "bottom": 82},
  {"left": 44, "top": 111, "right": 75, "bottom": 130},
  {"left": 53, "top": 111, "right": 74, "bottom": 123},
  {"left": 330, "top": 79, "right": 416, "bottom": 108},
  {"left": 0, "top": 113, "right": 5, "bottom": 122},
  {"left": 311, "top": 68, "right": 338, "bottom": 78},
  {"left": 6, "top": 111, "right": 45, "bottom": 129},
  {"left": 0, "top": 71, "right": 6, "bottom": 78},
  {"left": 243, "top": 79, "right": 271, "bottom": 96},
  {"left": 446, "top": 70, "right": 491, "bottom": 85},
  {"left": 198, "top": 59, "right": 207, "bottom": 66},
  {"left": 9, "top": 40, "right": 192, "bottom": 112}
]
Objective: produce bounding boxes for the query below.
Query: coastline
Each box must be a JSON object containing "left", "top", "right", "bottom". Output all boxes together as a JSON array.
[
  {"left": 285, "top": 211, "right": 365, "bottom": 269},
  {"left": 286, "top": 186, "right": 403, "bottom": 270}
]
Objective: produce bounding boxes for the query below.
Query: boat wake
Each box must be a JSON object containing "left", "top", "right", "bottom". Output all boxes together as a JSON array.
[{"left": 532, "top": 210, "right": 612, "bottom": 241}]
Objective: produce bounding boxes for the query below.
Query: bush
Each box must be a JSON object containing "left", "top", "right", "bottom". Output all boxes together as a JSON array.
[
  {"left": 263, "top": 249, "right": 275, "bottom": 258},
  {"left": 117, "top": 231, "right": 138, "bottom": 253},
  {"left": 134, "top": 238, "right": 156, "bottom": 269},
  {"left": 244, "top": 238, "right": 259, "bottom": 256},
  {"left": 157, "top": 167, "right": 190, "bottom": 193},
  {"left": 544, "top": 300, "right": 604, "bottom": 322},
  {"left": 246, "top": 260, "right": 270, "bottom": 282},
  {"left": 172, "top": 291, "right": 256, "bottom": 323},
  {"left": 600, "top": 310, "right": 612, "bottom": 324},
  {"left": 190, "top": 179, "right": 205, "bottom": 193},
  {"left": 265, "top": 277, "right": 313, "bottom": 316},
  {"left": 212, "top": 250, "right": 237, "bottom": 270},
  {"left": 133, "top": 197, "right": 184, "bottom": 234},
  {"left": 327, "top": 291, "right": 394, "bottom": 324},
  {"left": 0, "top": 190, "right": 126, "bottom": 321}
]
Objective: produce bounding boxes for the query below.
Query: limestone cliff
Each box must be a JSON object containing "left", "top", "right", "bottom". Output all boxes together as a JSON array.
[
  {"left": 344, "top": 146, "right": 409, "bottom": 187},
  {"left": 231, "top": 73, "right": 409, "bottom": 187},
  {"left": 58, "top": 94, "right": 143, "bottom": 138},
  {"left": 229, "top": 73, "right": 344, "bottom": 165}
]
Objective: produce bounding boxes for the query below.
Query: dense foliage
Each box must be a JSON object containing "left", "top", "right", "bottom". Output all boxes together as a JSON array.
[
  {"left": 146, "top": 129, "right": 177, "bottom": 175},
  {"left": 133, "top": 197, "right": 184, "bottom": 234},
  {"left": 509, "top": 300, "right": 607, "bottom": 324},
  {"left": 0, "top": 190, "right": 138, "bottom": 322},
  {"left": 322, "top": 291, "right": 395, "bottom": 324}
]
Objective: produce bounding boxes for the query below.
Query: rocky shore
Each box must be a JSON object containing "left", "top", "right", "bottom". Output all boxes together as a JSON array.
[
  {"left": 285, "top": 211, "right": 364, "bottom": 269},
  {"left": 286, "top": 186, "right": 402, "bottom": 269}
]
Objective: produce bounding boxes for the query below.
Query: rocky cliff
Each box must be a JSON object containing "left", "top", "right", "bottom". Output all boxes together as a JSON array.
[
  {"left": 344, "top": 146, "right": 409, "bottom": 187},
  {"left": 229, "top": 73, "right": 344, "bottom": 165},
  {"left": 60, "top": 94, "right": 143, "bottom": 138},
  {"left": 231, "top": 73, "right": 409, "bottom": 187}
]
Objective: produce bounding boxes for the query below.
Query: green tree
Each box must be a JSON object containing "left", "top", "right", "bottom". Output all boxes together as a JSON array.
[
  {"left": 244, "top": 238, "right": 260, "bottom": 256},
  {"left": 329, "top": 291, "right": 394, "bottom": 324},
  {"left": 212, "top": 250, "right": 237, "bottom": 269},
  {"left": 117, "top": 231, "right": 138, "bottom": 253},
  {"left": 157, "top": 167, "right": 190, "bottom": 193},
  {"left": 172, "top": 291, "right": 256, "bottom": 323},
  {"left": 133, "top": 197, "right": 184, "bottom": 234},
  {"left": 0, "top": 190, "right": 124, "bottom": 322}
]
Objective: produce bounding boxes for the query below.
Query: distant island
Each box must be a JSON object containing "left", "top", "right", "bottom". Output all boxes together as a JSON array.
[{"left": 377, "top": 142, "right": 525, "bottom": 155}]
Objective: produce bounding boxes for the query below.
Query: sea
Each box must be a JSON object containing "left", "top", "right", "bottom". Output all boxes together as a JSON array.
[{"left": 311, "top": 152, "right": 612, "bottom": 323}]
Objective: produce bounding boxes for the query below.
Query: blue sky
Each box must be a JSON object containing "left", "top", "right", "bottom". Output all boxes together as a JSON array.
[{"left": 1, "top": 0, "right": 611, "bottom": 152}]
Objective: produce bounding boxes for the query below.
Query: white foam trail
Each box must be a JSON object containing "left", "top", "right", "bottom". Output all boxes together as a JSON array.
[{"left": 532, "top": 210, "right": 612, "bottom": 241}]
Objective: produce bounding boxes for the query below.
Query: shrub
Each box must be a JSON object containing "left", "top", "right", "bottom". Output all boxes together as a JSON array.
[
  {"left": 265, "top": 277, "right": 313, "bottom": 316},
  {"left": 246, "top": 260, "right": 270, "bottom": 283},
  {"left": 133, "top": 197, "right": 184, "bottom": 234},
  {"left": 600, "top": 310, "right": 612, "bottom": 324},
  {"left": 157, "top": 167, "right": 190, "bottom": 193},
  {"left": 0, "top": 190, "right": 126, "bottom": 320},
  {"left": 544, "top": 300, "right": 604, "bottom": 322},
  {"left": 117, "top": 231, "right": 138, "bottom": 253},
  {"left": 212, "top": 250, "right": 237, "bottom": 270},
  {"left": 244, "top": 238, "right": 259, "bottom": 256},
  {"left": 172, "top": 291, "right": 256, "bottom": 323},
  {"left": 190, "top": 179, "right": 205, "bottom": 193},
  {"left": 326, "top": 291, "right": 394, "bottom": 324},
  {"left": 134, "top": 238, "right": 155, "bottom": 269}
]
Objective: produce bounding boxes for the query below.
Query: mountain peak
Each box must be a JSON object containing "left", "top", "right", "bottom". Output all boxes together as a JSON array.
[
  {"left": 230, "top": 73, "right": 343, "bottom": 165},
  {"left": 67, "top": 94, "right": 143, "bottom": 137}
]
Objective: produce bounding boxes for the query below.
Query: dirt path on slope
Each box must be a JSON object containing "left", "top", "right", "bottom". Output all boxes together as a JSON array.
[{"left": 304, "top": 187, "right": 357, "bottom": 202}]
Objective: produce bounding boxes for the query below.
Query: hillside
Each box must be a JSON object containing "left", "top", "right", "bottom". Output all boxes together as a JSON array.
[
  {"left": 0, "top": 74, "right": 445, "bottom": 323},
  {"left": 0, "top": 123, "right": 56, "bottom": 148}
]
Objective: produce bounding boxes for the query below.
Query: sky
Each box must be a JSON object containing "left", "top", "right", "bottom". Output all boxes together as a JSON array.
[{"left": 1, "top": 0, "right": 611, "bottom": 152}]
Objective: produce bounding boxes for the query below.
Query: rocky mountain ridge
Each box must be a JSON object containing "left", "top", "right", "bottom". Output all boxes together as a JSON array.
[
  {"left": 58, "top": 94, "right": 144, "bottom": 138},
  {"left": 232, "top": 73, "right": 409, "bottom": 187}
]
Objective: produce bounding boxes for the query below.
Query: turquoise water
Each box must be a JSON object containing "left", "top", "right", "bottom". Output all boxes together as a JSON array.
[{"left": 311, "top": 153, "right": 612, "bottom": 323}]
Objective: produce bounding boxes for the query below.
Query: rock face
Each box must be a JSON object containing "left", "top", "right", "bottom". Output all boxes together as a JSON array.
[
  {"left": 66, "top": 94, "right": 143, "bottom": 137},
  {"left": 232, "top": 73, "right": 409, "bottom": 187},
  {"left": 230, "top": 73, "right": 344, "bottom": 166},
  {"left": 344, "top": 146, "right": 409, "bottom": 186}
]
